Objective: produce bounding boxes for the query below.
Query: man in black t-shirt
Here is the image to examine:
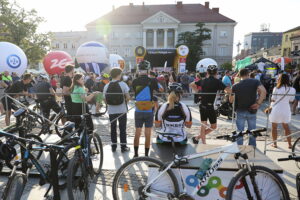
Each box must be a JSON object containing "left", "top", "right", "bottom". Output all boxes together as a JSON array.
[
  {"left": 229, "top": 68, "right": 266, "bottom": 146},
  {"left": 60, "top": 65, "right": 74, "bottom": 118},
  {"left": 2, "top": 73, "right": 32, "bottom": 126},
  {"left": 190, "top": 65, "right": 230, "bottom": 144},
  {"left": 292, "top": 71, "right": 300, "bottom": 115},
  {"left": 35, "top": 74, "right": 62, "bottom": 119}
]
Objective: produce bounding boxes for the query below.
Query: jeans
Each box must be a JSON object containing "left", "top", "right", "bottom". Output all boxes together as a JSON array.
[
  {"left": 109, "top": 113, "right": 127, "bottom": 148},
  {"left": 236, "top": 110, "right": 257, "bottom": 146}
]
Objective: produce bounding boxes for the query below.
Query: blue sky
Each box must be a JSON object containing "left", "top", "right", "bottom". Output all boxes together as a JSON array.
[{"left": 16, "top": 0, "right": 300, "bottom": 55}]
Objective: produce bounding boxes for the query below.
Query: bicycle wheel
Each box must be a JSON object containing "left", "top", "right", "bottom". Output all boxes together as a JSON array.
[
  {"left": 296, "top": 173, "right": 300, "bottom": 199},
  {"left": 226, "top": 165, "right": 290, "bottom": 200},
  {"left": 112, "top": 156, "right": 179, "bottom": 200},
  {"left": 89, "top": 133, "right": 103, "bottom": 175},
  {"left": 6, "top": 134, "right": 44, "bottom": 169},
  {"left": 54, "top": 114, "right": 64, "bottom": 138},
  {"left": 292, "top": 137, "right": 300, "bottom": 169},
  {"left": 56, "top": 141, "right": 78, "bottom": 189},
  {"left": 2, "top": 172, "right": 27, "bottom": 200},
  {"left": 67, "top": 155, "right": 89, "bottom": 200}
]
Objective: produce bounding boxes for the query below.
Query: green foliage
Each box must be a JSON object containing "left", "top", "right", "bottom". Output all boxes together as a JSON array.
[
  {"left": 0, "top": 0, "right": 51, "bottom": 67},
  {"left": 177, "top": 22, "right": 211, "bottom": 71},
  {"left": 220, "top": 62, "right": 233, "bottom": 71}
]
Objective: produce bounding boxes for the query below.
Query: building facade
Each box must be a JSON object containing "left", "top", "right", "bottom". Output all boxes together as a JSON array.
[
  {"left": 244, "top": 32, "right": 282, "bottom": 54},
  {"left": 51, "top": 2, "right": 236, "bottom": 68},
  {"left": 281, "top": 26, "right": 300, "bottom": 57}
]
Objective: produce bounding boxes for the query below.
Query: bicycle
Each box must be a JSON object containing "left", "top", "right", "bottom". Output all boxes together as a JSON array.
[
  {"left": 112, "top": 128, "right": 290, "bottom": 200},
  {"left": 278, "top": 155, "right": 300, "bottom": 199},
  {"left": 0, "top": 130, "right": 68, "bottom": 200},
  {"left": 66, "top": 113, "right": 104, "bottom": 200}
]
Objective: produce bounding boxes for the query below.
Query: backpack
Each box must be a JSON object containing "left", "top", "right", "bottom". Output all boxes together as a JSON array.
[{"left": 105, "top": 81, "right": 124, "bottom": 105}]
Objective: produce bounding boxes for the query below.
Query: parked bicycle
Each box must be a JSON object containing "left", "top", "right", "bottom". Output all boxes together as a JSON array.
[
  {"left": 278, "top": 155, "right": 300, "bottom": 199},
  {"left": 66, "top": 113, "right": 104, "bottom": 200},
  {"left": 112, "top": 128, "right": 290, "bottom": 200}
]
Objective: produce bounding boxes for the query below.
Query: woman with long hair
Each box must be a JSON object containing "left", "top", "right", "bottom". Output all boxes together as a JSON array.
[
  {"left": 70, "top": 73, "right": 98, "bottom": 131},
  {"left": 269, "top": 73, "right": 296, "bottom": 148},
  {"left": 155, "top": 83, "right": 192, "bottom": 144}
]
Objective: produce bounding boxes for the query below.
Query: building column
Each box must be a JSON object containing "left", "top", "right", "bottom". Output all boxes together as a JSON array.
[
  {"left": 153, "top": 29, "right": 157, "bottom": 48},
  {"left": 174, "top": 29, "right": 178, "bottom": 46},
  {"left": 164, "top": 29, "right": 168, "bottom": 48},
  {"left": 143, "top": 30, "right": 146, "bottom": 48}
]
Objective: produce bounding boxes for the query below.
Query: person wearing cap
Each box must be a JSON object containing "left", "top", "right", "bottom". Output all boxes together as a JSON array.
[
  {"left": 132, "top": 60, "right": 162, "bottom": 157},
  {"left": 155, "top": 83, "right": 192, "bottom": 144},
  {"left": 34, "top": 74, "right": 62, "bottom": 119},
  {"left": 190, "top": 65, "right": 231, "bottom": 144}
]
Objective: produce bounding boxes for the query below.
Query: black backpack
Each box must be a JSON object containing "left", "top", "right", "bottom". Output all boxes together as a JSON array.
[{"left": 105, "top": 81, "right": 124, "bottom": 105}]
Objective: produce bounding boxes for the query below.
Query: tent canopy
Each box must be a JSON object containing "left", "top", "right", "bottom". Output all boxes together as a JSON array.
[
  {"left": 235, "top": 57, "right": 252, "bottom": 71},
  {"left": 245, "top": 57, "right": 278, "bottom": 71}
]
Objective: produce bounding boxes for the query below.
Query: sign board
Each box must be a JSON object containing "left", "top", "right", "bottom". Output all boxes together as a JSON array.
[{"left": 179, "top": 63, "right": 186, "bottom": 73}]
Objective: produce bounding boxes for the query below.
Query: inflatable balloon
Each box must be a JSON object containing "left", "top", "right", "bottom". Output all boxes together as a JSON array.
[
  {"left": 43, "top": 51, "right": 73, "bottom": 75},
  {"left": 109, "top": 54, "right": 125, "bottom": 69},
  {"left": 196, "top": 58, "right": 218, "bottom": 73},
  {"left": 0, "top": 42, "right": 27, "bottom": 76},
  {"left": 76, "top": 41, "right": 110, "bottom": 75}
]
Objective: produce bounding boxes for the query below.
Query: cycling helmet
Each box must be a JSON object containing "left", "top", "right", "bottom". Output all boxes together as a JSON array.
[
  {"left": 102, "top": 73, "right": 110, "bottom": 79},
  {"left": 168, "top": 83, "right": 183, "bottom": 94},
  {"left": 0, "top": 142, "right": 17, "bottom": 161},
  {"left": 138, "top": 60, "right": 151, "bottom": 71},
  {"left": 207, "top": 65, "right": 218, "bottom": 72}
]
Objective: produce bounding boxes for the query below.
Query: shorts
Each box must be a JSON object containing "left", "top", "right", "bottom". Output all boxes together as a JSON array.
[
  {"left": 1, "top": 97, "right": 18, "bottom": 111},
  {"left": 200, "top": 104, "right": 217, "bottom": 124},
  {"left": 296, "top": 92, "right": 300, "bottom": 101},
  {"left": 135, "top": 111, "right": 154, "bottom": 128}
]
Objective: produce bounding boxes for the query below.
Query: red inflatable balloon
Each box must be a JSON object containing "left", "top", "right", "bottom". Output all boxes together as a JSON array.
[{"left": 43, "top": 51, "right": 73, "bottom": 75}]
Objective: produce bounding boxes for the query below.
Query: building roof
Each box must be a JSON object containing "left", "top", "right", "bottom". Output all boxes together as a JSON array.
[
  {"left": 86, "top": 3, "right": 235, "bottom": 27},
  {"left": 245, "top": 32, "right": 282, "bottom": 36},
  {"left": 284, "top": 26, "right": 300, "bottom": 34}
]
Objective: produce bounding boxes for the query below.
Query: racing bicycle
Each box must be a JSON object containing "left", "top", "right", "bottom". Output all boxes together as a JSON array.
[{"left": 112, "top": 128, "right": 290, "bottom": 200}]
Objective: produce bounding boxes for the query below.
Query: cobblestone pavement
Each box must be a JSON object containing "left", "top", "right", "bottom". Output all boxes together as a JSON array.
[{"left": 0, "top": 99, "right": 299, "bottom": 199}]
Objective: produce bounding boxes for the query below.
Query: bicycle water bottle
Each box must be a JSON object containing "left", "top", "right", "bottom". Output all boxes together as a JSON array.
[{"left": 195, "top": 158, "right": 213, "bottom": 179}]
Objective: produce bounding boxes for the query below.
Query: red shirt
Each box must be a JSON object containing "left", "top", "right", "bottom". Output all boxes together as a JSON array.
[{"left": 50, "top": 79, "right": 57, "bottom": 87}]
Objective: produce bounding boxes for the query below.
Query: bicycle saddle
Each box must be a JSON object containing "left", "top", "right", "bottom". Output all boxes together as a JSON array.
[
  {"left": 13, "top": 108, "right": 26, "bottom": 117},
  {"left": 59, "top": 121, "right": 75, "bottom": 131}
]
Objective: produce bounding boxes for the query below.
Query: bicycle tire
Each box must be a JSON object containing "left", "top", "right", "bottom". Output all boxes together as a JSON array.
[
  {"left": 2, "top": 172, "right": 27, "bottom": 200},
  {"left": 292, "top": 137, "right": 300, "bottom": 169},
  {"left": 67, "top": 155, "right": 89, "bottom": 200},
  {"left": 226, "top": 165, "right": 290, "bottom": 200},
  {"left": 296, "top": 173, "right": 300, "bottom": 199},
  {"left": 54, "top": 114, "right": 64, "bottom": 138},
  {"left": 5, "top": 134, "right": 44, "bottom": 169},
  {"left": 89, "top": 133, "right": 103, "bottom": 175},
  {"left": 112, "top": 156, "right": 179, "bottom": 200}
]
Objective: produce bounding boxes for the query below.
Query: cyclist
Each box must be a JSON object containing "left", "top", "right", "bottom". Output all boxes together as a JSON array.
[{"left": 155, "top": 83, "right": 192, "bottom": 144}]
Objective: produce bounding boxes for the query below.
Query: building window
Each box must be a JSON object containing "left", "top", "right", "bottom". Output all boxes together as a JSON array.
[
  {"left": 202, "top": 47, "right": 209, "bottom": 55},
  {"left": 55, "top": 43, "right": 59, "bottom": 49},
  {"left": 146, "top": 30, "right": 154, "bottom": 47},
  {"left": 111, "top": 48, "right": 118, "bottom": 54},
  {"left": 220, "top": 31, "right": 227, "bottom": 38},
  {"left": 285, "top": 35, "right": 289, "bottom": 42},
  {"left": 295, "top": 46, "right": 299, "bottom": 51},
  {"left": 63, "top": 43, "right": 67, "bottom": 49},
  {"left": 219, "top": 47, "right": 227, "bottom": 56},
  {"left": 124, "top": 47, "right": 131, "bottom": 57},
  {"left": 167, "top": 29, "right": 174, "bottom": 47},
  {"left": 157, "top": 29, "right": 164, "bottom": 48},
  {"left": 72, "top": 44, "right": 75, "bottom": 49}
]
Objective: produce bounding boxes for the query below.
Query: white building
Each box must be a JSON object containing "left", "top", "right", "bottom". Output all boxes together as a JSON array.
[{"left": 51, "top": 1, "right": 236, "bottom": 67}]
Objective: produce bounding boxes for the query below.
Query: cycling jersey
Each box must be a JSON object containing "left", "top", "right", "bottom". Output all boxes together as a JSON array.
[{"left": 155, "top": 102, "right": 192, "bottom": 142}]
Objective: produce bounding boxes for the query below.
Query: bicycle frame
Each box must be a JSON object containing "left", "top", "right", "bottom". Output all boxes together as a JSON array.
[{"left": 144, "top": 141, "right": 241, "bottom": 198}]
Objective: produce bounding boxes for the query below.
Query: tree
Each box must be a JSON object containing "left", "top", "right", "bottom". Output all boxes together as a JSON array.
[
  {"left": 220, "top": 62, "right": 233, "bottom": 71},
  {"left": 0, "top": 0, "right": 51, "bottom": 67},
  {"left": 177, "top": 22, "right": 211, "bottom": 71}
]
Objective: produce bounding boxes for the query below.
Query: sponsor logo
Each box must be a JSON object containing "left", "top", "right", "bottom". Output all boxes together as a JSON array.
[
  {"left": 50, "top": 58, "right": 72, "bottom": 69},
  {"left": 6, "top": 54, "right": 21, "bottom": 68}
]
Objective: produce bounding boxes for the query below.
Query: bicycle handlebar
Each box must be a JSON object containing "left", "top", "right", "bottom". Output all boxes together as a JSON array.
[
  {"left": 278, "top": 155, "right": 300, "bottom": 162},
  {"left": 216, "top": 128, "right": 267, "bottom": 142}
]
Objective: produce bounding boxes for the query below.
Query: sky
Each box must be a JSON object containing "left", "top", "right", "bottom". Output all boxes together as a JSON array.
[{"left": 15, "top": 0, "right": 300, "bottom": 56}]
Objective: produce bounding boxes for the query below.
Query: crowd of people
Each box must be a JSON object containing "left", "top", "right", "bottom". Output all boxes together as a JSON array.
[{"left": 0, "top": 63, "right": 300, "bottom": 155}]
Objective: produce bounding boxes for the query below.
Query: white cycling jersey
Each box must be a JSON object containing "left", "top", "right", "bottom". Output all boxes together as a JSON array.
[{"left": 155, "top": 102, "right": 192, "bottom": 142}]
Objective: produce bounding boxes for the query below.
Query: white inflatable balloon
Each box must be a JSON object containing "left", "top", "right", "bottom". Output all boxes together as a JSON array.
[
  {"left": 76, "top": 41, "right": 110, "bottom": 75},
  {"left": 196, "top": 58, "right": 218, "bottom": 73},
  {"left": 0, "top": 42, "right": 28, "bottom": 76},
  {"left": 109, "top": 54, "right": 125, "bottom": 69}
]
